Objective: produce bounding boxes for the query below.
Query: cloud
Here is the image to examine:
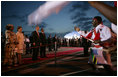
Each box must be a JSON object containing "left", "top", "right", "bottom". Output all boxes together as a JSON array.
[
  {"left": 77, "top": 17, "right": 92, "bottom": 21},
  {"left": 71, "top": 12, "right": 86, "bottom": 20},
  {"left": 23, "top": 22, "right": 28, "bottom": 25},
  {"left": 2, "top": 14, "right": 26, "bottom": 23},
  {"left": 69, "top": 1, "right": 91, "bottom": 12},
  {"left": 77, "top": 21, "right": 92, "bottom": 31},
  {"left": 83, "top": 21, "right": 92, "bottom": 26},
  {"left": 48, "top": 28, "right": 54, "bottom": 31},
  {"left": 70, "top": 1, "right": 113, "bottom": 30},
  {"left": 73, "top": 17, "right": 92, "bottom": 24},
  {"left": 70, "top": 1, "right": 92, "bottom": 28},
  {"left": 82, "top": 25, "right": 92, "bottom": 31},
  {"left": 69, "top": 1, "right": 113, "bottom": 31},
  {"left": 2, "top": 12, "right": 49, "bottom": 29},
  {"left": 2, "top": 14, "right": 21, "bottom": 19},
  {"left": 2, "top": 13, "right": 29, "bottom": 25},
  {"left": 20, "top": 19, "right": 26, "bottom": 23},
  {"left": 28, "top": 1, "right": 70, "bottom": 25},
  {"left": 37, "top": 22, "right": 48, "bottom": 28}
]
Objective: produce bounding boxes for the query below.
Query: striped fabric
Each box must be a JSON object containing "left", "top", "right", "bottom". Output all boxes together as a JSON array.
[{"left": 89, "top": 47, "right": 107, "bottom": 65}]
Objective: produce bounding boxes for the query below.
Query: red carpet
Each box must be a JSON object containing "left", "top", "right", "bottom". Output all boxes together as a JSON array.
[{"left": 22, "top": 47, "right": 83, "bottom": 64}]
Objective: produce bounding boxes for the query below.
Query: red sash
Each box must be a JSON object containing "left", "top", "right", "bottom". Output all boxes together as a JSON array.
[
  {"left": 86, "top": 27, "right": 116, "bottom": 49},
  {"left": 86, "top": 29, "right": 100, "bottom": 41}
]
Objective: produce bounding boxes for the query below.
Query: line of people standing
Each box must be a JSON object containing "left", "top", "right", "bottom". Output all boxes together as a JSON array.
[
  {"left": 31, "top": 26, "right": 59, "bottom": 61},
  {"left": 3, "top": 24, "right": 60, "bottom": 68}
]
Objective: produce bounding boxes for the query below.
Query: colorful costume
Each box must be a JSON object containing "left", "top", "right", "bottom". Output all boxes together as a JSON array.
[
  {"left": 86, "top": 24, "right": 112, "bottom": 65},
  {"left": 3, "top": 30, "right": 18, "bottom": 66},
  {"left": 86, "top": 24, "right": 111, "bottom": 42}
]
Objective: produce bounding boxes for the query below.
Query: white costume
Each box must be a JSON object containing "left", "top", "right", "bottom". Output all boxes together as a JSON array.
[
  {"left": 86, "top": 24, "right": 111, "bottom": 42},
  {"left": 78, "top": 31, "right": 86, "bottom": 36},
  {"left": 111, "top": 23, "right": 117, "bottom": 34}
]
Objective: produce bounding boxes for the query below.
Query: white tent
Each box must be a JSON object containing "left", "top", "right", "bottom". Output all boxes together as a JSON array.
[{"left": 64, "top": 31, "right": 80, "bottom": 39}]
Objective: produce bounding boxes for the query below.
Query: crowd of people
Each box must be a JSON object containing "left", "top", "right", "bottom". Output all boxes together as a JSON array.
[
  {"left": 1, "top": 16, "right": 117, "bottom": 69},
  {"left": 1, "top": 2, "right": 117, "bottom": 73},
  {"left": 1, "top": 16, "right": 117, "bottom": 72},
  {"left": 1, "top": 25, "right": 88, "bottom": 68}
]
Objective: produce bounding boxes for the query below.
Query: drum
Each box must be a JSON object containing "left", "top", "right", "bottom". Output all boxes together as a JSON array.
[{"left": 89, "top": 46, "right": 108, "bottom": 65}]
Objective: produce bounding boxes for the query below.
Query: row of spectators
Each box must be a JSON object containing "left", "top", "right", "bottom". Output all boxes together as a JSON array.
[
  {"left": 1, "top": 25, "right": 91, "bottom": 68},
  {"left": 1, "top": 31, "right": 88, "bottom": 56}
]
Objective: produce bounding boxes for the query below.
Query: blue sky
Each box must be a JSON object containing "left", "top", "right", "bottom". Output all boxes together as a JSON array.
[{"left": 1, "top": 1, "right": 114, "bottom": 37}]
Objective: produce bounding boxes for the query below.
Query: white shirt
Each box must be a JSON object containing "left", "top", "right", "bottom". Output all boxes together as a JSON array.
[
  {"left": 111, "top": 23, "right": 117, "bottom": 34},
  {"left": 78, "top": 31, "right": 86, "bottom": 36},
  {"left": 89, "top": 24, "right": 111, "bottom": 41},
  {"left": 26, "top": 38, "right": 30, "bottom": 42}
]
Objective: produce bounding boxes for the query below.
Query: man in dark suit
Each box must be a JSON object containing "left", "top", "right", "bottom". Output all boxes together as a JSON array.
[
  {"left": 53, "top": 34, "right": 58, "bottom": 51},
  {"left": 47, "top": 34, "right": 52, "bottom": 52},
  {"left": 31, "top": 26, "right": 40, "bottom": 61},
  {"left": 82, "top": 31, "right": 91, "bottom": 56},
  {"left": 40, "top": 28, "right": 47, "bottom": 58}
]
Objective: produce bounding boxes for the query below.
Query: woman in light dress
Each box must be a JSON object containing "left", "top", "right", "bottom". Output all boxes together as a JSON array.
[{"left": 16, "top": 26, "right": 25, "bottom": 65}]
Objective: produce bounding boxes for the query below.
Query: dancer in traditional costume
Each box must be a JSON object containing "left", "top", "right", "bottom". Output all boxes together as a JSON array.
[{"left": 3, "top": 24, "right": 18, "bottom": 68}]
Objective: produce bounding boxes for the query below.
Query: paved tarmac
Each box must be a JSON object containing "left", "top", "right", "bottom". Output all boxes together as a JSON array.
[{"left": 1, "top": 47, "right": 117, "bottom": 76}]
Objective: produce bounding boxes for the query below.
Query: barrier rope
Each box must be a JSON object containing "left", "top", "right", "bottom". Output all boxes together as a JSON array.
[
  {"left": 4, "top": 39, "right": 84, "bottom": 52},
  {"left": 14, "top": 41, "right": 82, "bottom": 51}
]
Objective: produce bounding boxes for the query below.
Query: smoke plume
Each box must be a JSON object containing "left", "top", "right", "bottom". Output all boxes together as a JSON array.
[{"left": 28, "top": 1, "right": 70, "bottom": 25}]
